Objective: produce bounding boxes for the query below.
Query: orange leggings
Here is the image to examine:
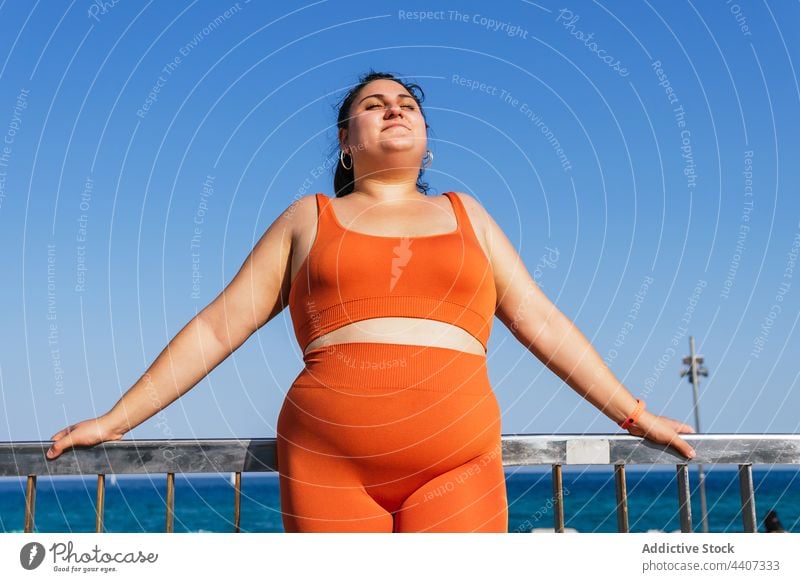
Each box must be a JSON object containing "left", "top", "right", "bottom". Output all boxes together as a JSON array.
[{"left": 276, "top": 342, "right": 508, "bottom": 532}]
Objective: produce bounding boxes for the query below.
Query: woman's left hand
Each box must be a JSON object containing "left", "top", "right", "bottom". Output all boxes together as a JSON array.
[{"left": 626, "top": 410, "right": 697, "bottom": 459}]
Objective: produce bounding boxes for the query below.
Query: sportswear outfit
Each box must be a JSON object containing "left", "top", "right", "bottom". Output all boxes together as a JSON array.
[{"left": 278, "top": 191, "right": 507, "bottom": 532}]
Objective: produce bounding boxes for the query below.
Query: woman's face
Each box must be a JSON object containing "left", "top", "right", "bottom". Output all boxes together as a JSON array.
[{"left": 340, "top": 79, "right": 427, "bottom": 164}]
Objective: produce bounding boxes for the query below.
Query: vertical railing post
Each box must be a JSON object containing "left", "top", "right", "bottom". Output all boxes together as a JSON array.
[
  {"left": 738, "top": 464, "right": 757, "bottom": 533},
  {"left": 95, "top": 475, "right": 106, "bottom": 533},
  {"left": 165, "top": 473, "right": 175, "bottom": 533},
  {"left": 233, "top": 472, "right": 242, "bottom": 533},
  {"left": 614, "top": 464, "right": 629, "bottom": 533},
  {"left": 552, "top": 464, "right": 564, "bottom": 533},
  {"left": 24, "top": 475, "right": 37, "bottom": 533},
  {"left": 676, "top": 464, "right": 693, "bottom": 532}
]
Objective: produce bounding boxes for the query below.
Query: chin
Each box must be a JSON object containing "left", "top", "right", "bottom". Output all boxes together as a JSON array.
[{"left": 376, "top": 140, "right": 423, "bottom": 153}]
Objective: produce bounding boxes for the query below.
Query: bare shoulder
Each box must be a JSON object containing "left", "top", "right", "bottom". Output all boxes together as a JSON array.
[
  {"left": 250, "top": 194, "right": 319, "bottom": 260},
  {"left": 449, "top": 191, "right": 491, "bottom": 235},
  {"left": 282, "top": 193, "right": 318, "bottom": 223},
  {"left": 279, "top": 194, "right": 319, "bottom": 240},
  {"left": 449, "top": 191, "right": 495, "bottom": 259},
  {"left": 449, "top": 191, "right": 522, "bottom": 268}
]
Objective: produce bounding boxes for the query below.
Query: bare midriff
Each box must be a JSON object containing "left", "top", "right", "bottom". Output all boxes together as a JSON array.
[{"left": 302, "top": 318, "right": 486, "bottom": 356}]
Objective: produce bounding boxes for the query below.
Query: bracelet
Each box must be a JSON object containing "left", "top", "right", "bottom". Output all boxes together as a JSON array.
[{"left": 619, "top": 399, "right": 645, "bottom": 430}]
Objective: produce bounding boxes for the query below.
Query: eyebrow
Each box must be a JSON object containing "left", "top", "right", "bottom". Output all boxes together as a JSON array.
[{"left": 357, "top": 93, "right": 416, "bottom": 104}]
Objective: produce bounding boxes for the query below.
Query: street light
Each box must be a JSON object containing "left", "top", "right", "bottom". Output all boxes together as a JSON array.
[{"left": 680, "top": 336, "right": 709, "bottom": 532}]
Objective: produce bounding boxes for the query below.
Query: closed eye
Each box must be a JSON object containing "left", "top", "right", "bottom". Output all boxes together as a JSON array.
[{"left": 365, "top": 103, "right": 417, "bottom": 110}]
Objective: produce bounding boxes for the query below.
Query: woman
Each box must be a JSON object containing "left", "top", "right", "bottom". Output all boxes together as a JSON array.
[{"left": 47, "top": 70, "right": 696, "bottom": 533}]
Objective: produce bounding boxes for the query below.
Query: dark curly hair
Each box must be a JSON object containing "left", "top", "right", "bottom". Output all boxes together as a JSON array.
[{"left": 331, "top": 69, "right": 431, "bottom": 197}]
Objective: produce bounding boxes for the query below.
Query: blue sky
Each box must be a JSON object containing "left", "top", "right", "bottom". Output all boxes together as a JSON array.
[{"left": 0, "top": 1, "right": 798, "bottom": 442}]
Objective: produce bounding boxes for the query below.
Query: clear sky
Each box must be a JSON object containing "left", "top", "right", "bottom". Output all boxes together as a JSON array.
[{"left": 0, "top": 1, "right": 798, "bottom": 443}]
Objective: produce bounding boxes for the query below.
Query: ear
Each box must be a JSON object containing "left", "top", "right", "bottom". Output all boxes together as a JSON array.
[{"left": 338, "top": 127, "right": 348, "bottom": 151}]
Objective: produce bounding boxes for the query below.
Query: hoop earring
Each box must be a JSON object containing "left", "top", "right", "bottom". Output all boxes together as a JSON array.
[
  {"left": 422, "top": 149, "right": 434, "bottom": 168},
  {"left": 340, "top": 150, "right": 353, "bottom": 170}
]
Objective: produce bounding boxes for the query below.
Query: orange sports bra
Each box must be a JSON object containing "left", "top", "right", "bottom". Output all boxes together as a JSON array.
[{"left": 288, "top": 192, "right": 497, "bottom": 353}]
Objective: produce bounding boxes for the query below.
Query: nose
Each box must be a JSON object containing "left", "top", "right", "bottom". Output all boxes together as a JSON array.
[{"left": 384, "top": 102, "right": 403, "bottom": 117}]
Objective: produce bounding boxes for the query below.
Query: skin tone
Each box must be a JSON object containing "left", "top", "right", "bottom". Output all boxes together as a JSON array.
[
  {"left": 300, "top": 79, "right": 486, "bottom": 355},
  {"left": 337, "top": 78, "right": 427, "bottom": 201},
  {"left": 48, "top": 79, "right": 695, "bottom": 461}
]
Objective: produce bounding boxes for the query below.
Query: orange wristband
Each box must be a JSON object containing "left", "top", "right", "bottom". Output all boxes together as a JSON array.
[{"left": 619, "top": 399, "right": 645, "bottom": 430}]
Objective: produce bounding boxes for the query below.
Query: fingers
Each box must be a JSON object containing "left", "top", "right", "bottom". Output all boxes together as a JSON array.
[
  {"left": 47, "top": 424, "right": 79, "bottom": 459},
  {"left": 46, "top": 433, "right": 75, "bottom": 460},
  {"left": 668, "top": 434, "right": 696, "bottom": 460},
  {"left": 634, "top": 415, "right": 697, "bottom": 460},
  {"left": 47, "top": 418, "right": 120, "bottom": 460}
]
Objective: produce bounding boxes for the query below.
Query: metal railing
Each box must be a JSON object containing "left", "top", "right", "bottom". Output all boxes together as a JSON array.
[{"left": 2, "top": 434, "right": 797, "bottom": 533}]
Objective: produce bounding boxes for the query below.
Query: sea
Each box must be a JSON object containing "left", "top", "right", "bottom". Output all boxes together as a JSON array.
[{"left": 1, "top": 466, "right": 797, "bottom": 533}]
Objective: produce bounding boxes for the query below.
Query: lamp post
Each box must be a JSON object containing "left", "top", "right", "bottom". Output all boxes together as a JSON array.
[{"left": 680, "top": 335, "right": 709, "bottom": 533}]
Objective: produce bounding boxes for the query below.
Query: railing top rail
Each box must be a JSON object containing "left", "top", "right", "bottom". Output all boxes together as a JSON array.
[{"left": 1, "top": 434, "right": 798, "bottom": 477}]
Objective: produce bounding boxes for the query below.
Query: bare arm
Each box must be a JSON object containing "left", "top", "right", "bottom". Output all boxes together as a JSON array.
[
  {"left": 47, "top": 196, "right": 307, "bottom": 459},
  {"left": 460, "top": 193, "right": 695, "bottom": 459}
]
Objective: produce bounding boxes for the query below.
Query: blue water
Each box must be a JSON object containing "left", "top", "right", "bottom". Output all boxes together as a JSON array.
[{"left": 2, "top": 467, "right": 797, "bottom": 533}]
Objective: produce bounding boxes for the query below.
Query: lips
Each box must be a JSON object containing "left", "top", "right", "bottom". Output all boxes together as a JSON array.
[{"left": 383, "top": 124, "right": 410, "bottom": 131}]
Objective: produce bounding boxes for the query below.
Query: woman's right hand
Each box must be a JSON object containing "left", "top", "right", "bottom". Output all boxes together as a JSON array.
[{"left": 46, "top": 415, "right": 125, "bottom": 460}]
